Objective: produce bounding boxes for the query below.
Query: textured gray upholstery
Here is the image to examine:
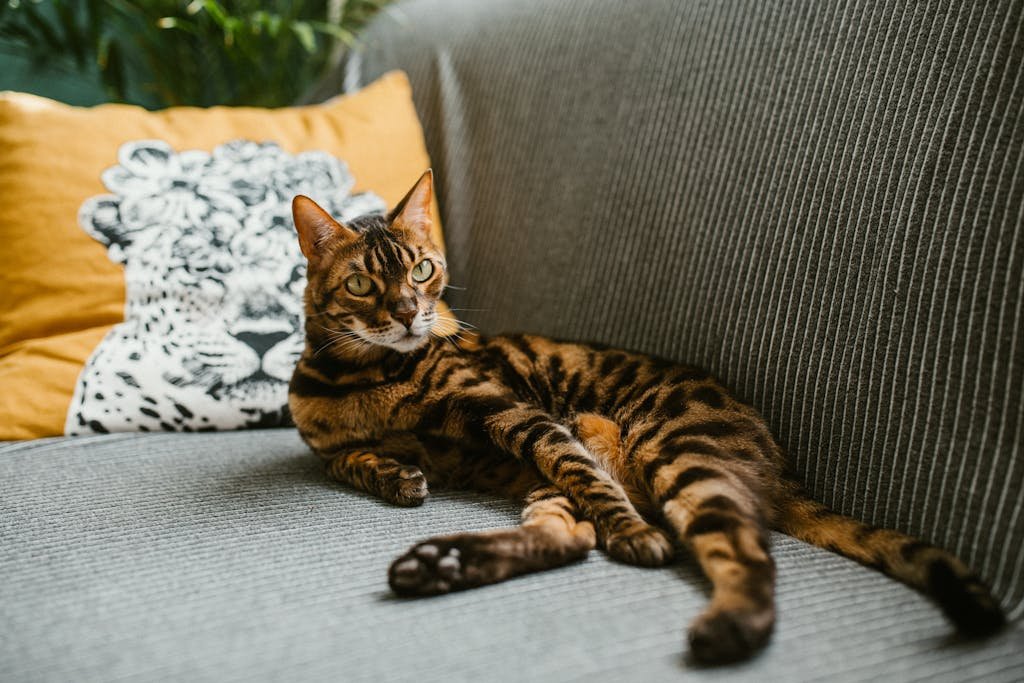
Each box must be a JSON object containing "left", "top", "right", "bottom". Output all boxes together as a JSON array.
[
  {"left": 314, "top": 0, "right": 1024, "bottom": 617},
  {"left": 2, "top": 431, "right": 1022, "bottom": 682}
]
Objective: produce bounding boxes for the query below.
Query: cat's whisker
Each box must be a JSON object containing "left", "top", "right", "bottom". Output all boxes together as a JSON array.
[
  {"left": 316, "top": 332, "right": 354, "bottom": 350},
  {"left": 444, "top": 332, "right": 474, "bottom": 347},
  {"left": 430, "top": 325, "right": 468, "bottom": 339},
  {"left": 317, "top": 336, "right": 369, "bottom": 358},
  {"left": 433, "top": 331, "right": 465, "bottom": 351},
  {"left": 428, "top": 326, "right": 470, "bottom": 350},
  {"left": 314, "top": 322, "right": 349, "bottom": 337},
  {"left": 313, "top": 338, "right": 342, "bottom": 357},
  {"left": 315, "top": 324, "right": 370, "bottom": 349},
  {"left": 313, "top": 327, "right": 370, "bottom": 357}
]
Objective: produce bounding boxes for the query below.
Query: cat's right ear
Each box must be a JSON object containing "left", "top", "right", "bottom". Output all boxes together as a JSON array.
[{"left": 292, "top": 195, "right": 358, "bottom": 263}]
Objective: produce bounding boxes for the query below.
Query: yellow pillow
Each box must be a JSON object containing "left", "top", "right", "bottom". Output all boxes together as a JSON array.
[{"left": 0, "top": 71, "right": 446, "bottom": 440}]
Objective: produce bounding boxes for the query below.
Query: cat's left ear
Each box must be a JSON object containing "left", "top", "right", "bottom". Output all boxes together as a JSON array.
[{"left": 390, "top": 169, "right": 434, "bottom": 242}]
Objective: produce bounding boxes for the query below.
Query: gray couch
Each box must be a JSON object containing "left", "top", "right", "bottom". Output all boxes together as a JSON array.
[{"left": 3, "top": 0, "right": 1022, "bottom": 680}]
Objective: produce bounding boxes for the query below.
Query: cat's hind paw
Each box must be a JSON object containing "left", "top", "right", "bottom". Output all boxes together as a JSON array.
[
  {"left": 389, "top": 540, "right": 466, "bottom": 596},
  {"left": 604, "top": 522, "right": 675, "bottom": 567},
  {"left": 688, "top": 607, "right": 774, "bottom": 665},
  {"left": 389, "top": 526, "right": 592, "bottom": 597}
]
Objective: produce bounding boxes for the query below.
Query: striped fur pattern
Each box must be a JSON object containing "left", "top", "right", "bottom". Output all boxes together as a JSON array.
[{"left": 288, "top": 172, "right": 1004, "bottom": 664}]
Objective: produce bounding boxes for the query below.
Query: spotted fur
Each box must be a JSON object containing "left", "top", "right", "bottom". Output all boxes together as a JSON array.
[{"left": 288, "top": 171, "right": 1005, "bottom": 664}]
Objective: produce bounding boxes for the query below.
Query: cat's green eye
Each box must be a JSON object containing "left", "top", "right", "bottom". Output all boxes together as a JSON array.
[
  {"left": 411, "top": 260, "right": 434, "bottom": 283},
  {"left": 345, "top": 273, "right": 374, "bottom": 296}
]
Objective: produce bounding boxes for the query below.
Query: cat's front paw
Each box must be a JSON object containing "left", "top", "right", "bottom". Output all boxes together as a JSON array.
[
  {"left": 381, "top": 466, "right": 428, "bottom": 506},
  {"left": 604, "top": 522, "right": 675, "bottom": 567}
]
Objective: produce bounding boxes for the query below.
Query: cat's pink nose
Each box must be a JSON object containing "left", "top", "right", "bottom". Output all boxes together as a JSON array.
[{"left": 391, "top": 305, "right": 417, "bottom": 329}]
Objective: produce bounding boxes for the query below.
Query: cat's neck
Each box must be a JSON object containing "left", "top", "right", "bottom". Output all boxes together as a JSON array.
[{"left": 301, "top": 329, "right": 438, "bottom": 384}]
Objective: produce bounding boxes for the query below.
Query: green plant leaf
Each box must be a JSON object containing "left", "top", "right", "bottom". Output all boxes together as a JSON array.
[
  {"left": 309, "top": 20, "right": 354, "bottom": 46},
  {"left": 99, "top": 39, "right": 126, "bottom": 102},
  {"left": 53, "top": 2, "right": 87, "bottom": 65},
  {"left": 291, "top": 20, "right": 316, "bottom": 53},
  {"left": 21, "top": 4, "right": 62, "bottom": 52},
  {"left": 95, "top": 31, "right": 110, "bottom": 69},
  {"left": 200, "top": 0, "right": 228, "bottom": 27}
]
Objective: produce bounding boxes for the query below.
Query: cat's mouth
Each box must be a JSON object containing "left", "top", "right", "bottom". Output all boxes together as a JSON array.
[
  {"left": 347, "top": 319, "right": 432, "bottom": 353},
  {"left": 385, "top": 330, "right": 429, "bottom": 352}
]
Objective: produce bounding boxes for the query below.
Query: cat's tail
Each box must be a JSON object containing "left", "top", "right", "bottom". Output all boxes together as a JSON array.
[{"left": 774, "top": 482, "right": 1005, "bottom": 636}]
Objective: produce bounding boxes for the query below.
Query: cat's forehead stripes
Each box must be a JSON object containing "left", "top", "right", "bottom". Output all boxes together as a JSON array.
[
  {"left": 353, "top": 226, "right": 419, "bottom": 278},
  {"left": 326, "top": 213, "right": 432, "bottom": 280}
]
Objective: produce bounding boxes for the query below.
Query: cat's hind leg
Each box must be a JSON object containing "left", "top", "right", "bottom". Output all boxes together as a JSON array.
[
  {"left": 570, "top": 412, "right": 675, "bottom": 564},
  {"left": 475, "top": 398, "right": 673, "bottom": 568},
  {"left": 674, "top": 483, "right": 775, "bottom": 664},
  {"left": 388, "top": 484, "right": 596, "bottom": 596},
  {"left": 576, "top": 412, "right": 777, "bottom": 664},
  {"left": 645, "top": 448, "right": 776, "bottom": 664}
]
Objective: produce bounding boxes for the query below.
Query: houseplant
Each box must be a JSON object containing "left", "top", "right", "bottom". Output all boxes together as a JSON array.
[{"left": 0, "top": 0, "right": 389, "bottom": 108}]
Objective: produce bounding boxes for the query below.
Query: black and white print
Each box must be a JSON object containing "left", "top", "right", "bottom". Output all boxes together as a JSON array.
[{"left": 67, "top": 139, "right": 385, "bottom": 435}]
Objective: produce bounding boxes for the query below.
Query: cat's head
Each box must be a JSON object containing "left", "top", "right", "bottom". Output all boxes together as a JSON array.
[{"left": 292, "top": 170, "right": 447, "bottom": 355}]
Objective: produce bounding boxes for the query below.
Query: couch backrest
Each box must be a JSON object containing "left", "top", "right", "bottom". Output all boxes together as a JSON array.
[{"left": 314, "top": 0, "right": 1024, "bottom": 616}]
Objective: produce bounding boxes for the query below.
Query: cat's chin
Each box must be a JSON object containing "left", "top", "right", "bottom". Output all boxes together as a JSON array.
[{"left": 379, "top": 333, "right": 430, "bottom": 353}]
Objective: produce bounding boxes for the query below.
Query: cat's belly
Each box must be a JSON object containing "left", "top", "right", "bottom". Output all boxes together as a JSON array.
[{"left": 414, "top": 432, "right": 536, "bottom": 497}]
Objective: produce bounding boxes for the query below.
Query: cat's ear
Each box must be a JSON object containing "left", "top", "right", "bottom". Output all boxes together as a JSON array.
[
  {"left": 292, "top": 195, "right": 357, "bottom": 262},
  {"left": 390, "top": 169, "right": 434, "bottom": 241}
]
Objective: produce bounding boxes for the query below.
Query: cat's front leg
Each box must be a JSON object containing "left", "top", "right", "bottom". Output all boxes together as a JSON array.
[{"left": 324, "top": 442, "right": 429, "bottom": 507}]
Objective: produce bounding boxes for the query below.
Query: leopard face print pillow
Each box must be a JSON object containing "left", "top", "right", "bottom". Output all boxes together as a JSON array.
[{"left": 67, "top": 139, "right": 385, "bottom": 434}]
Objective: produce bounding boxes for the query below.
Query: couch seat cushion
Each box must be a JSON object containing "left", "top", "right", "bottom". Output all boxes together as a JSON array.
[{"left": 1, "top": 430, "right": 1020, "bottom": 682}]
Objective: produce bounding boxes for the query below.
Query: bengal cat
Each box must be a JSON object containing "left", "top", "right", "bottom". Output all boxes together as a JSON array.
[{"left": 288, "top": 170, "right": 1005, "bottom": 664}]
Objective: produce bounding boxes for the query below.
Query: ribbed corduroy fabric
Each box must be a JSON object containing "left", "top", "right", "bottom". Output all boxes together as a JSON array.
[
  {"left": 313, "top": 0, "right": 1024, "bottom": 617},
  {"left": 2, "top": 431, "right": 1021, "bottom": 682}
]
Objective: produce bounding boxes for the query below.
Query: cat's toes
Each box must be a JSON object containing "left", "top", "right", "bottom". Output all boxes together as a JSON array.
[
  {"left": 571, "top": 520, "right": 598, "bottom": 550},
  {"left": 688, "top": 608, "right": 773, "bottom": 665},
  {"left": 382, "top": 466, "right": 428, "bottom": 507},
  {"left": 604, "top": 522, "right": 675, "bottom": 567},
  {"left": 389, "top": 541, "right": 464, "bottom": 596}
]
